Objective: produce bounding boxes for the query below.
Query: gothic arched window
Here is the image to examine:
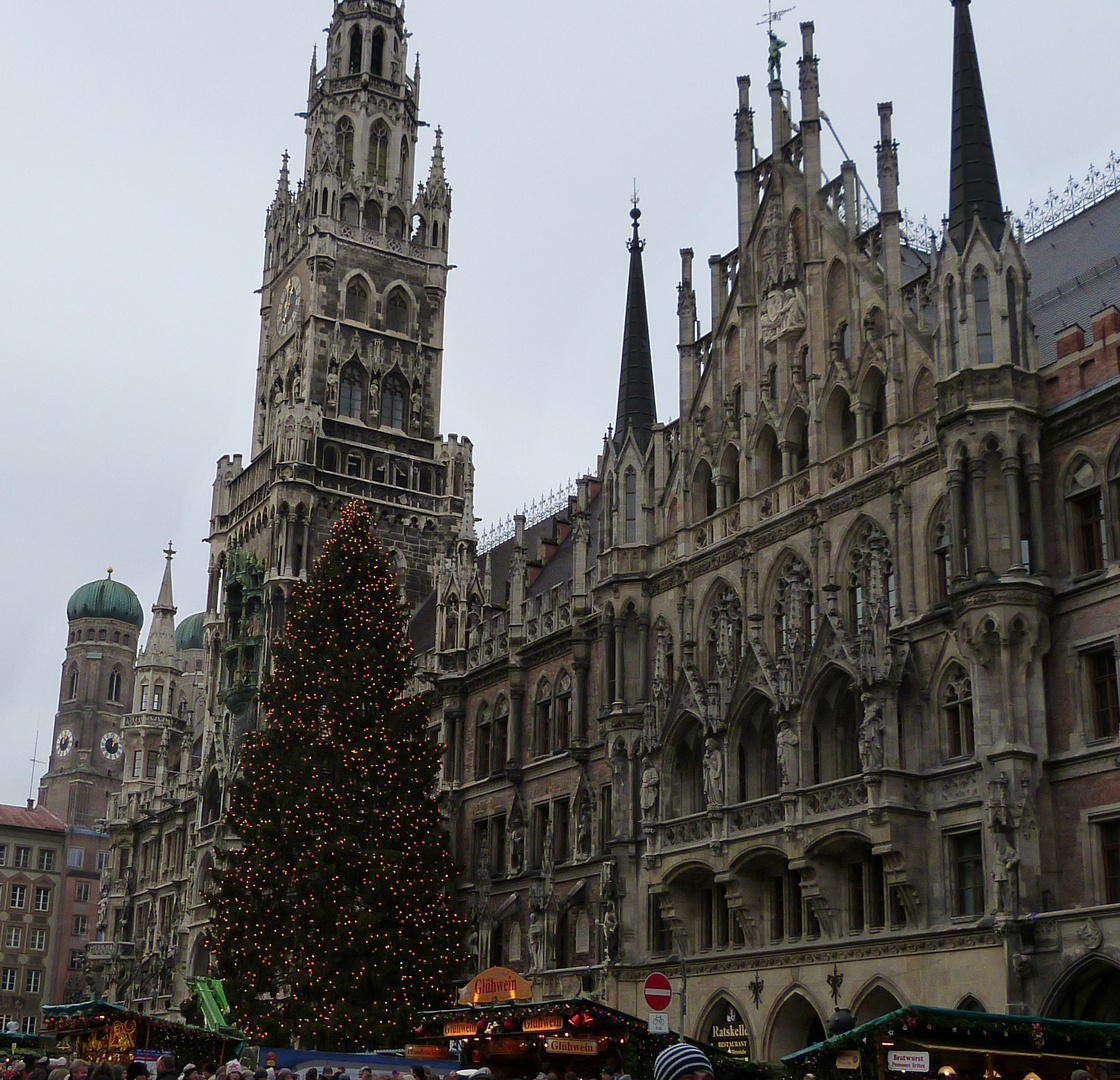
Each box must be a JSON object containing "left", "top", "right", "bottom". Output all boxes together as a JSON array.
[
  {"left": 947, "top": 277, "right": 960, "bottom": 371},
  {"left": 108, "top": 669, "right": 123, "bottom": 704},
  {"left": 386, "top": 288, "right": 409, "bottom": 333},
  {"left": 706, "top": 587, "right": 743, "bottom": 683},
  {"left": 493, "top": 697, "right": 510, "bottom": 771},
  {"left": 380, "top": 374, "right": 406, "bottom": 428},
  {"left": 554, "top": 672, "right": 572, "bottom": 751},
  {"left": 339, "top": 364, "right": 363, "bottom": 420},
  {"left": 973, "top": 269, "right": 993, "bottom": 364},
  {"left": 336, "top": 116, "right": 355, "bottom": 178},
  {"left": 386, "top": 207, "right": 406, "bottom": 239},
  {"left": 67, "top": 667, "right": 79, "bottom": 701},
  {"left": 933, "top": 519, "right": 953, "bottom": 603},
  {"left": 943, "top": 666, "right": 975, "bottom": 759},
  {"left": 399, "top": 136, "right": 410, "bottom": 188},
  {"left": 1007, "top": 272, "right": 1022, "bottom": 368},
  {"left": 624, "top": 469, "right": 638, "bottom": 543},
  {"left": 773, "top": 554, "right": 814, "bottom": 658},
  {"left": 847, "top": 521, "right": 896, "bottom": 632},
  {"left": 345, "top": 277, "right": 369, "bottom": 323},
  {"left": 534, "top": 679, "right": 552, "bottom": 758},
  {"left": 474, "top": 703, "right": 492, "bottom": 781},
  {"left": 368, "top": 122, "right": 389, "bottom": 184},
  {"left": 1067, "top": 459, "right": 1106, "bottom": 573},
  {"left": 348, "top": 27, "right": 363, "bottom": 75}
]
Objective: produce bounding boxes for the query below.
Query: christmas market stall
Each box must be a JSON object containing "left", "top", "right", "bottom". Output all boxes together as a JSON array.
[
  {"left": 784, "top": 1006, "right": 1120, "bottom": 1080},
  {"left": 415, "top": 969, "right": 769, "bottom": 1080},
  {"left": 42, "top": 1000, "right": 245, "bottom": 1066}
]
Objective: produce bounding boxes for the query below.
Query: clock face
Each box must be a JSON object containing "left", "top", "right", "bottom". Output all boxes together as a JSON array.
[
  {"left": 55, "top": 729, "right": 74, "bottom": 758},
  {"left": 100, "top": 732, "right": 123, "bottom": 761},
  {"left": 275, "top": 275, "right": 302, "bottom": 337}
]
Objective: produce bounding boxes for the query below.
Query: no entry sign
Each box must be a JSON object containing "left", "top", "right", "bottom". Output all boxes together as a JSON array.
[{"left": 644, "top": 971, "right": 673, "bottom": 1012}]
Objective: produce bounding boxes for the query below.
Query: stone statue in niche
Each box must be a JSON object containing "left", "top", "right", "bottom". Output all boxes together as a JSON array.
[
  {"left": 528, "top": 904, "right": 546, "bottom": 972},
  {"left": 703, "top": 736, "right": 724, "bottom": 808},
  {"left": 858, "top": 697, "right": 885, "bottom": 772},
  {"left": 640, "top": 764, "right": 660, "bottom": 824},
  {"left": 576, "top": 796, "right": 592, "bottom": 859},
  {"left": 411, "top": 384, "right": 423, "bottom": 432},
  {"left": 508, "top": 817, "right": 525, "bottom": 876},
  {"left": 777, "top": 722, "right": 799, "bottom": 788},
  {"left": 602, "top": 898, "right": 620, "bottom": 964},
  {"left": 993, "top": 834, "right": 1021, "bottom": 914},
  {"left": 759, "top": 286, "right": 807, "bottom": 345}
]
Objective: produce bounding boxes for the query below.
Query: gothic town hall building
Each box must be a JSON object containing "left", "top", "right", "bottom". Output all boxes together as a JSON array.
[{"left": 32, "top": 0, "right": 1120, "bottom": 1057}]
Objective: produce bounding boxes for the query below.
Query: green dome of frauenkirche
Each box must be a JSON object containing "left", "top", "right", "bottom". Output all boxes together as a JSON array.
[
  {"left": 175, "top": 612, "right": 206, "bottom": 652},
  {"left": 66, "top": 573, "right": 144, "bottom": 630}
]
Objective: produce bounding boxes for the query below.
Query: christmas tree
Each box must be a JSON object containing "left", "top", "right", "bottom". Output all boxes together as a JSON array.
[{"left": 208, "top": 500, "right": 463, "bottom": 1050}]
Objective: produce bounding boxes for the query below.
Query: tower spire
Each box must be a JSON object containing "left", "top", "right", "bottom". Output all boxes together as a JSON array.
[
  {"left": 947, "top": 0, "right": 1004, "bottom": 250},
  {"left": 614, "top": 199, "right": 657, "bottom": 453},
  {"left": 142, "top": 543, "right": 178, "bottom": 661}
]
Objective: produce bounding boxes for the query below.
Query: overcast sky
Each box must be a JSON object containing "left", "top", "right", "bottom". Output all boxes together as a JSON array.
[{"left": 0, "top": 0, "right": 1115, "bottom": 796}]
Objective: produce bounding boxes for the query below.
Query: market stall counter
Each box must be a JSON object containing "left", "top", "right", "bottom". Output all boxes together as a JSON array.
[
  {"left": 784, "top": 1006, "right": 1120, "bottom": 1080},
  {"left": 42, "top": 1000, "right": 244, "bottom": 1066},
  {"left": 415, "top": 998, "right": 770, "bottom": 1080}
]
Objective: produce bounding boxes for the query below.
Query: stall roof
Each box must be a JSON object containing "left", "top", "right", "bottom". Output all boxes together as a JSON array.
[{"left": 784, "top": 1006, "right": 1120, "bottom": 1073}]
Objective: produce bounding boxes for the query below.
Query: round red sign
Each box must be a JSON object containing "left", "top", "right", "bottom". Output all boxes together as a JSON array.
[{"left": 644, "top": 971, "right": 673, "bottom": 1012}]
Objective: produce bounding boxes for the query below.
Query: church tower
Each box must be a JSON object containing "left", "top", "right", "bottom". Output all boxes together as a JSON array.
[
  {"left": 206, "top": 0, "right": 472, "bottom": 743},
  {"left": 200, "top": 6, "right": 475, "bottom": 878}
]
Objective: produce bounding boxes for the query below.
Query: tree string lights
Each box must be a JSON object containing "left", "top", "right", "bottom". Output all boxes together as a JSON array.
[{"left": 207, "top": 501, "right": 463, "bottom": 1051}]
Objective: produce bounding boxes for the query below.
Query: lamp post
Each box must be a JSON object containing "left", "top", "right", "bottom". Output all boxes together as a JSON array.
[{"left": 666, "top": 950, "right": 688, "bottom": 1038}]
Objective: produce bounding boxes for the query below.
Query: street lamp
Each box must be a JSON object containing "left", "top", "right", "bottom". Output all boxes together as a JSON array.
[{"left": 666, "top": 949, "right": 688, "bottom": 1038}]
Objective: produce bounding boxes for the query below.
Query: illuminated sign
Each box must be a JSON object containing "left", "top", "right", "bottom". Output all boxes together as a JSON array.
[
  {"left": 523, "top": 1016, "right": 563, "bottom": 1033},
  {"left": 459, "top": 966, "right": 535, "bottom": 1005},
  {"left": 710, "top": 1022, "right": 751, "bottom": 1059},
  {"left": 887, "top": 1052, "right": 930, "bottom": 1074},
  {"left": 544, "top": 1037, "right": 599, "bottom": 1057},
  {"left": 443, "top": 1020, "right": 480, "bottom": 1038}
]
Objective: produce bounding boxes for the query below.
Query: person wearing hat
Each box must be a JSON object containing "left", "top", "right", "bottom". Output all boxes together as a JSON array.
[
  {"left": 225, "top": 1066, "right": 242, "bottom": 1079},
  {"left": 125, "top": 1065, "right": 149, "bottom": 1080},
  {"left": 653, "top": 1044, "right": 713, "bottom": 1080}
]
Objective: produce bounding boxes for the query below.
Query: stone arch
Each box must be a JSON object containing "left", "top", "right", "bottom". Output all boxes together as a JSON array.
[
  {"left": 834, "top": 514, "right": 895, "bottom": 632},
  {"left": 1042, "top": 955, "right": 1120, "bottom": 1023},
  {"left": 860, "top": 365, "right": 887, "bottom": 434},
  {"left": 757, "top": 424, "right": 782, "bottom": 487},
  {"left": 699, "top": 578, "right": 743, "bottom": 683},
  {"left": 851, "top": 980, "right": 906, "bottom": 1024},
  {"left": 730, "top": 691, "right": 779, "bottom": 803},
  {"left": 200, "top": 768, "right": 222, "bottom": 826},
  {"left": 956, "top": 994, "right": 987, "bottom": 1012},
  {"left": 719, "top": 443, "right": 741, "bottom": 504},
  {"left": 663, "top": 713, "right": 705, "bottom": 817},
  {"left": 342, "top": 271, "right": 373, "bottom": 325},
  {"left": 766, "top": 988, "right": 827, "bottom": 1060},
  {"left": 786, "top": 407, "right": 810, "bottom": 473},
  {"left": 913, "top": 367, "right": 936, "bottom": 413},
  {"left": 187, "top": 934, "right": 211, "bottom": 979},
  {"left": 693, "top": 458, "right": 716, "bottom": 519},
  {"left": 804, "top": 665, "right": 861, "bottom": 784},
  {"left": 698, "top": 994, "right": 753, "bottom": 1058},
  {"left": 824, "top": 384, "right": 857, "bottom": 456},
  {"left": 825, "top": 259, "right": 848, "bottom": 332}
]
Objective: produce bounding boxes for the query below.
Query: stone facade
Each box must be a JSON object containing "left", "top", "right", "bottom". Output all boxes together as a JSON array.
[
  {"left": 49, "top": 0, "right": 1120, "bottom": 1050},
  {"left": 0, "top": 805, "right": 66, "bottom": 1033}
]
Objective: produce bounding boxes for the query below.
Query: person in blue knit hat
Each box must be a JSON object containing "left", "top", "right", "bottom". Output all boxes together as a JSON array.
[{"left": 653, "top": 1043, "right": 714, "bottom": 1080}]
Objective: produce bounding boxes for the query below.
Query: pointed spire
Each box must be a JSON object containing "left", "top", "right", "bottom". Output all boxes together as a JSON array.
[
  {"left": 614, "top": 200, "right": 657, "bottom": 453},
  {"left": 429, "top": 127, "right": 446, "bottom": 185},
  {"left": 276, "top": 151, "right": 291, "bottom": 201},
  {"left": 947, "top": 0, "right": 1005, "bottom": 250},
  {"left": 142, "top": 544, "right": 179, "bottom": 662}
]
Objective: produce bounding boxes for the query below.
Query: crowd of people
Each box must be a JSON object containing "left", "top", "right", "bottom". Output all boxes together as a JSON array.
[
  {"left": 0, "top": 1044, "right": 714, "bottom": 1080},
  {"left": 0, "top": 1060, "right": 449, "bottom": 1080}
]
